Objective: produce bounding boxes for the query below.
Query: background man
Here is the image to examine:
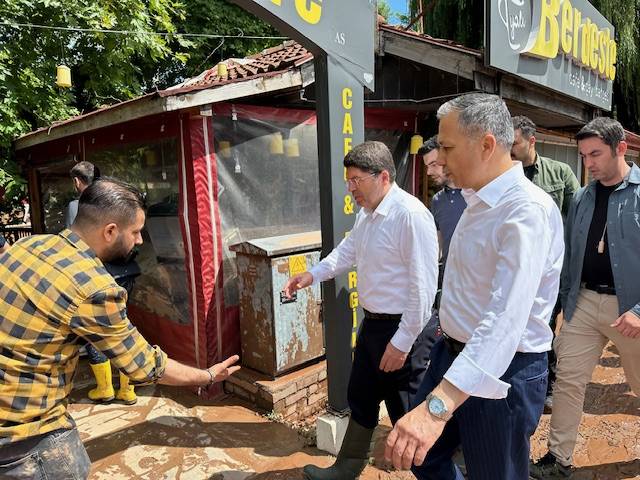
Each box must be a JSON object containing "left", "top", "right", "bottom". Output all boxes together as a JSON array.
[
  {"left": 511, "top": 115, "right": 580, "bottom": 410},
  {"left": 420, "top": 135, "right": 467, "bottom": 266},
  {"left": 419, "top": 136, "right": 467, "bottom": 354},
  {"left": 511, "top": 115, "right": 580, "bottom": 218},
  {"left": 285, "top": 141, "right": 438, "bottom": 480},
  {"left": 532, "top": 117, "right": 640, "bottom": 479},
  {"left": 385, "top": 93, "right": 564, "bottom": 480},
  {"left": 66, "top": 161, "right": 100, "bottom": 228},
  {"left": 66, "top": 161, "right": 141, "bottom": 405},
  {"left": 0, "top": 178, "right": 240, "bottom": 479}
]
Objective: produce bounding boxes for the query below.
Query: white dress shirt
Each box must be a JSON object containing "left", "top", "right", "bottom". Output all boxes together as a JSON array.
[
  {"left": 441, "top": 162, "right": 563, "bottom": 399},
  {"left": 309, "top": 183, "right": 439, "bottom": 353}
]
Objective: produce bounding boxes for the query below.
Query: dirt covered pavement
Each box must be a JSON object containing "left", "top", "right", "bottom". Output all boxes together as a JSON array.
[
  {"left": 69, "top": 342, "right": 638, "bottom": 479},
  {"left": 531, "top": 342, "right": 640, "bottom": 479},
  {"left": 70, "top": 363, "right": 409, "bottom": 479}
]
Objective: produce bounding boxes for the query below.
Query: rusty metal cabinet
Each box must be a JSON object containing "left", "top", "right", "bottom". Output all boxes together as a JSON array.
[{"left": 230, "top": 231, "right": 324, "bottom": 377}]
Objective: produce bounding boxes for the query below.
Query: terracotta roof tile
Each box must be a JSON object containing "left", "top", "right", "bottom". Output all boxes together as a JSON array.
[{"left": 163, "top": 41, "right": 313, "bottom": 96}]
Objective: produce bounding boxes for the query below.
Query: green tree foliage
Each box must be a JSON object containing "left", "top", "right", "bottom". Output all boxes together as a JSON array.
[
  {"left": 590, "top": 0, "right": 640, "bottom": 131},
  {"left": 411, "top": 0, "right": 640, "bottom": 131},
  {"left": 153, "top": 0, "right": 281, "bottom": 88},
  {"left": 0, "top": 0, "right": 188, "bottom": 213},
  {"left": 378, "top": 0, "right": 393, "bottom": 22},
  {"left": 0, "top": 0, "right": 281, "bottom": 216},
  {"left": 417, "top": 0, "right": 484, "bottom": 44}
]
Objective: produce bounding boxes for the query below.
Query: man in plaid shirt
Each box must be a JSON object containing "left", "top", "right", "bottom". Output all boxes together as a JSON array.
[{"left": 0, "top": 178, "right": 239, "bottom": 479}]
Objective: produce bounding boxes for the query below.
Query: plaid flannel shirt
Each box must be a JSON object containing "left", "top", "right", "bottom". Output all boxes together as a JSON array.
[{"left": 0, "top": 229, "right": 167, "bottom": 445}]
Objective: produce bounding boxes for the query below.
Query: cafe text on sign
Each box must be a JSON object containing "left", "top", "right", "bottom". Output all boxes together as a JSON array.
[{"left": 269, "top": 0, "right": 322, "bottom": 25}]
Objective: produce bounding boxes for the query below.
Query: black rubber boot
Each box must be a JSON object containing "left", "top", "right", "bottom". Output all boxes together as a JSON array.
[{"left": 303, "top": 418, "right": 375, "bottom": 480}]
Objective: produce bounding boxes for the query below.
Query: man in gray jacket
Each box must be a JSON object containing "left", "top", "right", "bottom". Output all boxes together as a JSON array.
[{"left": 532, "top": 117, "right": 640, "bottom": 478}]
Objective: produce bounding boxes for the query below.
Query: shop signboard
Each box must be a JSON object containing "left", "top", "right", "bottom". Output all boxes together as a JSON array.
[{"left": 486, "top": 0, "right": 616, "bottom": 110}]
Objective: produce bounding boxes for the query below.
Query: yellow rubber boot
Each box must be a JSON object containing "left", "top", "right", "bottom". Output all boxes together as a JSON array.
[
  {"left": 116, "top": 372, "right": 137, "bottom": 405},
  {"left": 88, "top": 361, "right": 115, "bottom": 402}
]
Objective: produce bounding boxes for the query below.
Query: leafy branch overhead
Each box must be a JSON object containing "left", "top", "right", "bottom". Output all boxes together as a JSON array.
[{"left": 0, "top": 0, "right": 279, "bottom": 213}]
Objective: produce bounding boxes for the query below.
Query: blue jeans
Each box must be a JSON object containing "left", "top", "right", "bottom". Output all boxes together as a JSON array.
[
  {"left": 0, "top": 428, "right": 91, "bottom": 479},
  {"left": 412, "top": 338, "right": 548, "bottom": 480},
  {"left": 86, "top": 343, "right": 108, "bottom": 364}
]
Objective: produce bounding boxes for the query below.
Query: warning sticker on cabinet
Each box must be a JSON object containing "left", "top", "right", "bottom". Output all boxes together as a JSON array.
[{"left": 288, "top": 255, "right": 307, "bottom": 277}]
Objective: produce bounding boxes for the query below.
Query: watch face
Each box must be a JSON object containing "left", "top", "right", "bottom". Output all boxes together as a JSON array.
[{"left": 429, "top": 396, "right": 446, "bottom": 415}]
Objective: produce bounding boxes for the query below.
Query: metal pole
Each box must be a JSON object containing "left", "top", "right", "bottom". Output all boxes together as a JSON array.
[{"left": 314, "top": 54, "right": 364, "bottom": 412}]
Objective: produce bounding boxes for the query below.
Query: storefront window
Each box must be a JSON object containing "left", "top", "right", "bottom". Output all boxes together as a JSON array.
[
  {"left": 67, "top": 137, "right": 188, "bottom": 326},
  {"left": 537, "top": 142, "right": 580, "bottom": 177},
  {"left": 38, "top": 156, "right": 78, "bottom": 234},
  {"left": 213, "top": 105, "right": 412, "bottom": 308}
]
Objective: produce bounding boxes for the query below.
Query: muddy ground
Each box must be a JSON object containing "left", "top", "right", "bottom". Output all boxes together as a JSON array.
[
  {"left": 529, "top": 343, "right": 640, "bottom": 480},
  {"left": 70, "top": 341, "right": 638, "bottom": 479}
]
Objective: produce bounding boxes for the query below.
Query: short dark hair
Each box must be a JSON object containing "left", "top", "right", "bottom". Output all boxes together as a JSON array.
[
  {"left": 437, "top": 93, "right": 514, "bottom": 150},
  {"left": 74, "top": 177, "right": 146, "bottom": 228},
  {"left": 512, "top": 116, "right": 536, "bottom": 139},
  {"left": 344, "top": 141, "right": 396, "bottom": 182},
  {"left": 417, "top": 135, "right": 439, "bottom": 156},
  {"left": 70, "top": 161, "right": 100, "bottom": 185},
  {"left": 576, "top": 117, "right": 625, "bottom": 154}
]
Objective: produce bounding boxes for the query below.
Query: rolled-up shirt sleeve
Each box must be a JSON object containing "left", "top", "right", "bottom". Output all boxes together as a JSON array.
[
  {"left": 391, "top": 210, "right": 439, "bottom": 352},
  {"left": 308, "top": 214, "right": 360, "bottom": 284},
  {"left": 70, "top": 286, "right": 168, "bottom": 385},
  {"left": 444, "top": 203, "right": 552, "bottom": 398}
]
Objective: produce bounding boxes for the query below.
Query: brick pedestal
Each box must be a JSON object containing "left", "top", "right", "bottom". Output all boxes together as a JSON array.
[{"left": 224, "top": 360, "right": 328, "bottom": 420}]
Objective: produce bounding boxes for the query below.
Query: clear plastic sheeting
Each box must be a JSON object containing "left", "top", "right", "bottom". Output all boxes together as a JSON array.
[
  {"left": 211, "top": 104, "right": 414, "bottom": 309},
  {"left": 213, "top": 105, "right": 319, "bottom": 308},
  {"left": 85, "top": 138, "right": 189, "bottom": 326},
  {"left": 37, "top": 155, "right": 79, "bottom": 234}
]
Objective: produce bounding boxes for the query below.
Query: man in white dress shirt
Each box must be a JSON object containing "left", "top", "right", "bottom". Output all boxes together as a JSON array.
[
  {"left": 385, "top": 93, "right": 564, "bottom": 480},
  {"left": 284, "top": 141, "right": 439, "bottom": 480}
]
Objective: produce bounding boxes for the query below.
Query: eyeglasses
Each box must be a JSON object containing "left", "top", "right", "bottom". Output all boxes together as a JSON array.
[{"left": 345, "top": 172, "right": 378, "bottom": 189}]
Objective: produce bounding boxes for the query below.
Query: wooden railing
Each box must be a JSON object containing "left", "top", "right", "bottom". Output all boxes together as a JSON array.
[{"left": 1, "top": 224, "right": 32, "bottom": 244}]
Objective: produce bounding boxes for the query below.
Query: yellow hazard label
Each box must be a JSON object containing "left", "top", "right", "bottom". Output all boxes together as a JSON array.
[{"left": 288, "top": 255, "right": 307, "bottom": 277}]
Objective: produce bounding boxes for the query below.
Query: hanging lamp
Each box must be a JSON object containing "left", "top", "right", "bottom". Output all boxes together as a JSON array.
[
  {"left": 219, "top": 141, "right": 232, "bottom": 158},
  {"left": 56, "top": 65, "right": 72, "bottom": 88},
  {"left": 285, "top": 138, "right": 300, "bottom": 158},
  {"left": 409, "top": 134, "right": 424, "bottom": 155},
  {"left": 145, "top": 150, "right": 158, "bottom": 166},
  {"left": 409, "top": 112, "right": 423, "bottom": 155},
  {"left": 269, "top": 132, "right": 284, "bottom": 155}
]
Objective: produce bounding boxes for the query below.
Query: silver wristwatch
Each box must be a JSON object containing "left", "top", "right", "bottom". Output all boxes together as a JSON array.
[{"left": 426, "top": 392, "right": 452, "bottom": 421}]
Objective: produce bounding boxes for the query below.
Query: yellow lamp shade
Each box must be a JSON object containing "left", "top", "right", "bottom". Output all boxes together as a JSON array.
[
  {"left": 285, "top": 138, "right": 300, "bottom": 158},
  {"left": 219, "top": 140, "right": 232, "bottom": 158},
  {"left": 217, "top": 62, "right": 228, "bottom": 77},
  {"left": 409, "top": 134, "right": 423, "bottom": 155},
  {"left": 269, "top": 132, "right": 284, "bottom": 155},
  {"left": 145, "top": 150, "right": 158, "bottom": 166},
  {"left": 56, "top": 65, "right": 72, "bottom": 88}
]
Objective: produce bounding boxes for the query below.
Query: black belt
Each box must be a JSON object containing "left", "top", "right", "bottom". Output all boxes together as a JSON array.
[
  {"left": 442, "top": 333, "right": 466, "bottom": 356},
  {"left": 363, "top": 309, "right": 402, "bottom": 321},
  {"left": 584, "top": 283, "right": 616, "bottom": 296}
]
